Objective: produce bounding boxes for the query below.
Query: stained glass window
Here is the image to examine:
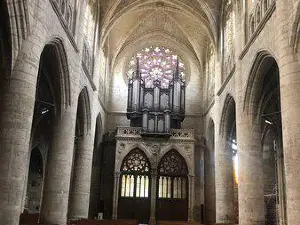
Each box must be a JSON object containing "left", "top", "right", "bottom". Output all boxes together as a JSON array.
[
  {"left": 120, "top": 148, "right": 150, "bottom": 198},
  {"left": 126, "top": 46, "right": 185, "bottom": 88},
  {"left": 158, "top": 150, "right": 188, "bottom": 199}
]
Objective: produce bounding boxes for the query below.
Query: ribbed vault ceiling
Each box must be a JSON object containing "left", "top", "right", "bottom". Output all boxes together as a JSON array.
[{"left": 99, "top": 0, "right": 222, "bottom": 72}]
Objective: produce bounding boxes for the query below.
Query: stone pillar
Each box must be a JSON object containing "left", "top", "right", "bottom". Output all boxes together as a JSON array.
[
  {"left": 0, "top": 40, "right": 40, "bottom": 225},
  {"left": 188, "top": 175, "right": 195, "bottom": 222},
  {"left": 204, "top": 146, "right": 216, "bottom": 225},
  {"left": 275, "top": 1, "right": 300, "bottom": 224},
  {"left": 149, "top": 169, "right": 157, "bottom": 225},
  {"left": 112, "top": 172, "right": 120, "bottom": 220},
  {"left": 69, "top": 134, "right": 94, "bottom": 219},
  {"left": 40, "top": 108, "right": 77, "bottom": 225},
  {"left": 236, "top": 114, "right": 264, "bottom": 225},
  {"left": 276, "top": 141, "right": 287, "bottom": 225},
  {"left": 215, "top": 135, "right": 234, "bottom": 223}
]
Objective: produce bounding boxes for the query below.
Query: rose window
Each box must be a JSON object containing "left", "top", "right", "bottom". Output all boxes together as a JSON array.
[{"left": 126, "top": 46, "right": 185, "bottom": 88}]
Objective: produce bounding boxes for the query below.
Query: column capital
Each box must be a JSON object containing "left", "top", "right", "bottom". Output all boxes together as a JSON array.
[
  {"left": 151, "top": 169, "right": 158, "bottom": 176},
  {"left": 114, "top": 172, "right": 121, "bottom": 178}
]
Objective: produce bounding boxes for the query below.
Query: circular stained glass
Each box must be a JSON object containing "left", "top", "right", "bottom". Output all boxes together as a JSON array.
[{"left": 126, "top": 46, "right": 185, "bottom": 88}]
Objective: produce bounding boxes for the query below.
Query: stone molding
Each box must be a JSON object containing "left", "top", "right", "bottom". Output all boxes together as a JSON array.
[
  {"left": 239, "top": 0, "right": 276, "bottom": 60},
  {"left": 114, "top": 127, "right": 195, "bottom": 176},
  {"left": 49, "top": 0, "right": 79, "bottom": 52}
]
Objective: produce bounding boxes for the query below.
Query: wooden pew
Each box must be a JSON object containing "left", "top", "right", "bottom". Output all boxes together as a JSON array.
[
  {"left": 19, "top": 212, "right": 58, "bottom": 225},
  {"left": 157, "top": 221, "right": 201, "bottom": 225},
  {"left": 69, "top": 219, "right": 138, "bottom": 225}
]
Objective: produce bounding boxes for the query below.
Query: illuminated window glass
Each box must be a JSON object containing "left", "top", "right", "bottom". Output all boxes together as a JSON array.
[
  {"left": 120, "top": 149, "right": 150, "bottom": 198},
  {"left": 158, "top": 150, "right": 188, "bottom": 199},
  {"left": 126, "top": 46, "right": 185, "bottom": 88}
]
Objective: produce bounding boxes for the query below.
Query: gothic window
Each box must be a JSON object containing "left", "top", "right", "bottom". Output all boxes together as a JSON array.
[
  {"left": 82, "top": 1, "right": 97, "bottom": 76},
  {"left": 264, "top": 0, "right": 268, "bottom": 12},
  {"left": 61, "top": 0, "right": 66, "bottom": 15},
  {"left": 66, "top": 5, "right": 72, "bottom": 29},
  {"left": 120, "top": 149, "right": 150, "bottom": 198},
  {"left": 126, "top": 46, "right": 185, "bottom": 88},
  {"left": 223, "top": 0, "right": 235, "bottom": 78},
  {"left": 256, "top": 6, "right": 261, "bottom": 25},
  {"left": 158, "top": 150, "right": 188, "bottom": 199},
  {"left": 84, "top": 2, "right": 96, "bottom": 47},
  {"left": 250, "top": 15, "right": 255, "bottom": 34},
  {"left": 206, "top": 44, "right": 215, "bottom": 105}
]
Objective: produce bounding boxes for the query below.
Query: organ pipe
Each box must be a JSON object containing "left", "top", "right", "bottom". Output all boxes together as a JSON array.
[{"left": 126, "top": 58, "right": 185, "bottom": 135}]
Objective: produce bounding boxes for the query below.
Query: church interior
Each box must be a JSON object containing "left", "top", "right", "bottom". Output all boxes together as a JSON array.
[{"left": 0, "top": 0, "right": 300, "bottom": 225}]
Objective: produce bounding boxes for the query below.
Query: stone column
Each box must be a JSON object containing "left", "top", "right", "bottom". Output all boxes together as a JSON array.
[
  {"left": 40, "top": 108, "right": 77, "bottom": 225},
  {"left": 112, "top": 172, "right": 120, "bottom": 220},
  {"left": 275, "top": 1, "right": 300, "bottom": 224},
  {"left": 204, "top": 146, "right": 216, "bottom": 225},
  {"left": 149, "top": 169, "right": 157, "bottom": 225},
  {"left": 215, "top": 135, "right": 234, "bottom": 224},
  {"left": 0, "top": 40, "right": 40, "bottom": 225},
  {"left": 276, "top": 141, "right": 287, "bottom": 225},
  {"left": 69, "top": 134, "right": 94, "bottom": 219},
  {"left": 188, "top": 175, "right": 195, "bottom": 222},
  {"left": 236, "top": 114, "right": 264, "bottom": 225}
]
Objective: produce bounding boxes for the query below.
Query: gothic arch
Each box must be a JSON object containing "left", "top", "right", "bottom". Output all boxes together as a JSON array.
[
  {"left": 121, "top": 148, "right": 151, "bottom": 173},
  {"left": 76, "top": 87, "right": 92, "bottom": 136},
  {"left": 41, "top": 38, "right": 71, "bottom": 114},
  {"left": 158, "top": 149, "right": 188, "bottom": 176},
  {"left": 159, "top": 144, "right": 193, "bottom": 175},
  {"left": 113, "top": 32, "right": 199, "bottom": 89},
  {"left": 220, "top": 94, "right": 236, "bottom": 137},
  {"left": 116, "top": 143, "right": 154, "bottom": 172},
  {"left": 114, "top": 31, "right": 197, "bottom": 76},
  {"left": 243, "top": 50, "right": 278, "bottom": 120}
]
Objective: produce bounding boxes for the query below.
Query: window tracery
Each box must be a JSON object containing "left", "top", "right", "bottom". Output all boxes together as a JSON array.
[
  {"left": 51, "top": 0, "right": 75, "bottom": 32},
  {"left": 126, "top": 46, "right": 185, "bottom": 88},
  {"left": 158, "top": 150, "right": 188, "bottom": 199},
  {"left": 120, "top": 149, "right": 150, "bottom": 198},
  {"left": 246, "top": 0, "right": 274, "bottom": 40}
]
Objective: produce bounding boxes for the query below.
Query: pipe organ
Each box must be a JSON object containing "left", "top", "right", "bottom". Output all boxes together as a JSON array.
[{"left": 127, "top": 59, "right": 186, "bottom": 136}]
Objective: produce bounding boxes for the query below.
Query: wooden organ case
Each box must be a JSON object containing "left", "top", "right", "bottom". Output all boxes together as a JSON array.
[{"left": 126, "top": 60, "right": 186, "bottom": 136}]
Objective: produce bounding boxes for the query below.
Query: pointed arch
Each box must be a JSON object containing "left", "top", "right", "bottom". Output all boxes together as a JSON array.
[
  {"left": 116, "top": 143, "right": 154, "bottom": 172},
  {"left": 158, "top": 149, "right": 188, "bottom": 176},
  {"left": 76, "top": 86, "right": 91, "bottom": 137},
  {"left": 48, "top": 38, "right": 71, "bottom": 108},
  {"left": 220, "top": 94, "right": 236, "bottom": 137},
  {"left": 243, "top": 50, "right": 278, "bottom": 119}
]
